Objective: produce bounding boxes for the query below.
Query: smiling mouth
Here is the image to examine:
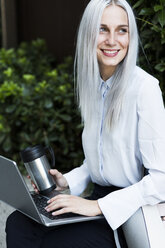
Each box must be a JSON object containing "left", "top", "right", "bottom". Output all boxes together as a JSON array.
[{"left": 102, "top": 49, "right": 120, "bottom": 57}]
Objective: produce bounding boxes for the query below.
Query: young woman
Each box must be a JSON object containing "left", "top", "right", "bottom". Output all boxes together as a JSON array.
[{"left": 6, "top": 0, "right": 165, "bottom": 247}]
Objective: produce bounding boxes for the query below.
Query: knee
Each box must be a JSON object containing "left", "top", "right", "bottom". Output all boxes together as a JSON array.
[
  {"left": 6, "top": 211, "right": 26, "bottom": 234},
  {"left": 6, "top": 211, "right": 17, "bottom": 232}
]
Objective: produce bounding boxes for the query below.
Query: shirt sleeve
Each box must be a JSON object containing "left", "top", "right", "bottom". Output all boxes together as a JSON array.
[
  {"left": 98, "top": 78, "right": 165, "bottom": 230},
  {"left": 64, "top": 160, "right": 91, "bottom": 195}
]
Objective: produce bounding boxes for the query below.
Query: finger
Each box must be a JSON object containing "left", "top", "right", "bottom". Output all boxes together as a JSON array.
[
  {"left": 45, "top": 203, "right": 59, "bottom": 212},
  {"left": 32, "top": 184, "right": 38, "bottom": 191},
  {"left": 52, "top": 207, "right": 71, "bottom": 216},
  {"left": 46, "top": 199, "right": 68, "bottom": 211},
  {"left": 46, "top": 196, "right": 70, "bottom": 212},
  {"left": 32, "top": 182, "right": 35, "bottom": 188},
  {"left": 26, "top": 175, "right": 39, "bottom": 193},
  {"left": 49, "top": 169, "right": 63, "bottom": 179},
  {"left": 31, "top": 181, "right": 39, "bottom": 192},
  {"left": 162, "top": 216, "right": 165, "bottom": 221},
  {"left": 55, "top": 186, "right": 63, "bottom": 191},
  {"left": 49, "top": 169, "right": 59, "bottom": 176},
  {"left": 47, "top": 197, "right": 67, "bottom": 208},
  {"left": 47, "top": 194, "right": 69, "bottom": 203},
  {"left": 45, "top": 202, "right": 62, "bottom": 212}
]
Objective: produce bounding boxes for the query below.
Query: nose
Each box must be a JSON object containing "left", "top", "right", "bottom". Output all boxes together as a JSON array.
[{"left": 105, "top": 32, "right": 116, "bottom": 46}]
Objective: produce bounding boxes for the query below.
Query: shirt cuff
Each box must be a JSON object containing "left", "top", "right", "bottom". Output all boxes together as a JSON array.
[
  {"left": 64, "top": 163, "right": 91, "bottom": 196},
  {"left": 98, "top": 183, "right": 145, "bottom": 230}
]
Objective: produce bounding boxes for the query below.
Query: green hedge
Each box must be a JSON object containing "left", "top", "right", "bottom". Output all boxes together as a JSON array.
[
  {"left": 0, "top": 39, "right": 83, "bottom": 173},
  {"left": 131, "top": 0, "right": 165, "bottom": 93}
]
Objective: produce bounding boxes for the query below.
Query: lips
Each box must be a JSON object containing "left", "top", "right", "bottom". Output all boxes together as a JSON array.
[{"left": 102, "top": 49, "right": 120, "bottom": 57}]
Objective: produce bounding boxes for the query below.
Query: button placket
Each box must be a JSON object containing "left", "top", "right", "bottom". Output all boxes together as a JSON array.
[{"left": 98, "top": 83, "right": 109, "bottom": 184}]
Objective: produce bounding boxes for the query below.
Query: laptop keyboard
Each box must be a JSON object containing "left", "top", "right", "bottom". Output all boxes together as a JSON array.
[{"left": 32, "top": 194, "right": 80, "bottom": 220}]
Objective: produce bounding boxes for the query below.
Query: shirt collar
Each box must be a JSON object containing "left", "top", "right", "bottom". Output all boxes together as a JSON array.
[{"left": 99, "top": 76, "right": 113, "bottom": 91}]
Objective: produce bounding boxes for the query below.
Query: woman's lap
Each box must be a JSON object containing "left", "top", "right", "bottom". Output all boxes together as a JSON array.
[
  {"left": 41, "top": 217, "right": 116, "bottom": 248},
  {"left": 6, "top": 185, "right": 128, "bottom": 248},
  {"left": 6, "top": 211, "right": 46, "bottom": 248},
  {"left": 6, "top": 210, "right": 117, "bottom": 248}
]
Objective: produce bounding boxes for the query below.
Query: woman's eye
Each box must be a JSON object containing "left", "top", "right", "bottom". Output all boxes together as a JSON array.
[
  {"left": 99, "top": 27, "right": 107, "bottom": 33},
  {"left": 119, "top": 28, "right": 128, "bottom": 34}
]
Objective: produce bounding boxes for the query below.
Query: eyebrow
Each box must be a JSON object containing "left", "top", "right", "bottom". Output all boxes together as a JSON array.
[{"left": 100, "top": 24, "right": 129, "bottom": 28}]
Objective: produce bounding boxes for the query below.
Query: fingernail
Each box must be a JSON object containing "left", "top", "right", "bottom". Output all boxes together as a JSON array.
[{"left": 47, "top": 200, "right": 50, "bottom": 203}]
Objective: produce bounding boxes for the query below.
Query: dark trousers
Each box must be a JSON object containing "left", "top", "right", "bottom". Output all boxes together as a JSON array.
[{"left": 6, "top": 184, "right": 128, "bottom": 248}]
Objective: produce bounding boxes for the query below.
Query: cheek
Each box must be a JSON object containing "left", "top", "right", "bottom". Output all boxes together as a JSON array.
[
  {"left": 120, "top": 36, "right": 129, "bottom": 49},
  {"left": 97, "top": 35, "right": 105, "bottom": 47}
]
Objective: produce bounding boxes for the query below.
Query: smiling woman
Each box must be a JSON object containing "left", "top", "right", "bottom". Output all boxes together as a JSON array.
[
  {"left": 97, "top": 5, "right": 129, "bottom": 80},
  {"left": 5, "top": 1, "right": 165, "bottom": 248},
  {"left": 75, "top": 0, "right": 138, "bottom": 129}
]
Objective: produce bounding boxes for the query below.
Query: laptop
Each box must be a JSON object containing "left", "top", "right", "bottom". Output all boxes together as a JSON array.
[{"left": 0, "top": 155, "right": 103, "bottom": 227}]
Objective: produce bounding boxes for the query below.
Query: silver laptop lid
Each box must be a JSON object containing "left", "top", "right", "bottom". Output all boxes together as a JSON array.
[{"left": 0, "top": 155, "right": 43, "bottom": 224}]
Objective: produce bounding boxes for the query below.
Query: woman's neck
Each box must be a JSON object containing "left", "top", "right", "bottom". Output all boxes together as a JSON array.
[{"left": 99, "top": 66, "right": 116, "bottom": 81}]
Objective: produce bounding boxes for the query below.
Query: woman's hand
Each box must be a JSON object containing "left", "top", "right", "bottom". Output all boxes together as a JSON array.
[
  {"left": 45, "top": 194, "right": 102, "bottom": 217},
  {"left": 27, "top": 175, "right": 39, "bottom": 193},
  {"left": 28, "top": 169, "right": 69, "bottom": 192},
  {"left": 49, "top": 169, "right": 69, "bottom": 191}
]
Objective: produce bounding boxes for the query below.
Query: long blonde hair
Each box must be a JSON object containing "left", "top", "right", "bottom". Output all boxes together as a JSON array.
[{"left": 74, "top": 0, "right": 138, "bottom": 129}]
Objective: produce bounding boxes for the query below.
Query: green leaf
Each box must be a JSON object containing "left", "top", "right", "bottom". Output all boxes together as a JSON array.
[
  {"left": 133, "top": 0, "right": 144, "bottom": 9},
  {"left": 3, "top": 137, "right": 12, "bottom": 152},
  {"left": 34, "top": 129, "right": 42, "bottom": 140},
  {"left": 154, "top": 5, "right": 163, "bottom": 12},
  {"left": 3, "top": 68, "right": 13, "bottom": 77},
  {"left": 139, "top": 8, "right": 154, "bottom": 16},
  {"left": 21, "top": 133, "right": 32, "bottom": 142},
  {"left": 44, "top": 99, "right": 53, "bottom": 109},
  {"left": 158, "top": 11, "right": 165, "bottom": 28},
  {"left": 5, "top": 105, "right": 16, "bottom": 113},
  {"left": 144, "top": 43, "right": 152, "bottom": 49},
  {"left": 0, "top": 133, "right": 6, "bottom": 143},
  {"left": 60, "top": 114, "right": 71, "bottom": 122},
  {"left": 23, "top": 74, "right": 35, "bottom": 82},
  {"left": 155, "top": 63, "right": 165, "bottom": 72}
]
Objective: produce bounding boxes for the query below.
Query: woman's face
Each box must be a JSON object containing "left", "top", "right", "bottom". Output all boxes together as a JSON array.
[{"left": 97, "top": 5, "right": 129, "bottom": 81}]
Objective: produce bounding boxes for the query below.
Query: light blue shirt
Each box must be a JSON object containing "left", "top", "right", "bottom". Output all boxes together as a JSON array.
[
  {"left": 65, "top": 66, "right": 165, "bottom": 230},
  {"left": 99, "top": 79, "right": 111, "bottom": 184}
]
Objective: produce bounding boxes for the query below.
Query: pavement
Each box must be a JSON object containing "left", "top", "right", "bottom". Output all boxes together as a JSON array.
[
  {"left": 0, "top": 177, "right": 32, "bottom": 248},
  {"left": 0, "top": 202, "right": 14, "bottom": 248}
]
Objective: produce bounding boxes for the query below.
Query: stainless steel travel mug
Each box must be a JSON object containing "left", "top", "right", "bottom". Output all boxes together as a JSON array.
[{"left": 20, "top": 145, "right": 56, "bottom": 195}]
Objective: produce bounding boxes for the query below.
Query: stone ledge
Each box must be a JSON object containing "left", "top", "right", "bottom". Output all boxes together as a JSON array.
[{"left": 0, "top": 202, "right": 14, "bottom": 248}]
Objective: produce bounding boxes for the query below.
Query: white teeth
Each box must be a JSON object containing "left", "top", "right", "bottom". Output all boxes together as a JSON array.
[{"left": 103, "top": 50, "right": 118, "bottom": 54}]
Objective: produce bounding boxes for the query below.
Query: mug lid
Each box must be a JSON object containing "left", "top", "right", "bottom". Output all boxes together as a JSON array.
[{"left": 20, "top": 145, "right": 45, "bottom": 163}]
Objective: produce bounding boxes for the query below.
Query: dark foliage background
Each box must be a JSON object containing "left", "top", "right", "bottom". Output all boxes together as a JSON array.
[
  {"left": 0, "top": 40, "right": 83, "bottom": 173},
  {"left": 0, "top": 0, "right": 165, "bottom": 173},
  {"left": 130, "top": 0, "right": 165, "bottom": 92}
]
